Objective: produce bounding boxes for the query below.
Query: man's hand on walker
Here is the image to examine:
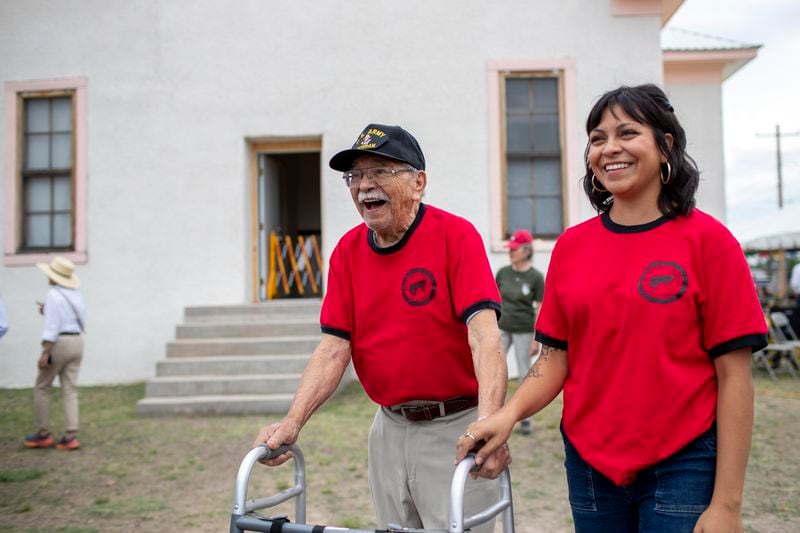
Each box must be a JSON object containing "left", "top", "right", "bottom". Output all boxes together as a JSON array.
[
  {"left": 253, "top": 418, "right": 301, "bottom": 466},
  {"left": 472, "top": 441, "right": 512, "bottom": 480}
]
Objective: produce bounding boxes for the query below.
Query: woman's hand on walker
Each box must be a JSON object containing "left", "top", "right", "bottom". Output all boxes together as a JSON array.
[
  {"left": 454, "top": 410, "right": 516, "bottom": 478},
  {"left": 253, "top": 418, "right": 301, "bottom": 466}
]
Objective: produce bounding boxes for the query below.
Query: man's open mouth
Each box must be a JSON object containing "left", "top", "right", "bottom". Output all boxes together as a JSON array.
[{"left": 363, "top": 199, "right": 387, "bottom": 211}]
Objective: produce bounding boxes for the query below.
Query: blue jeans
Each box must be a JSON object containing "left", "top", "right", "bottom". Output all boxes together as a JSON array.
[{"left": 562, "top": 426, "right": 716, "bottom": 532}]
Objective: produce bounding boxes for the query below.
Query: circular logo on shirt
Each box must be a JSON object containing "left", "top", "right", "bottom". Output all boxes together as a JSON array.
[
  {"left": 638, "top": 261, "right": 687, "bottom": 304},
  {"left": 402, "top": 268, "right": 436, "bottom": 306}
]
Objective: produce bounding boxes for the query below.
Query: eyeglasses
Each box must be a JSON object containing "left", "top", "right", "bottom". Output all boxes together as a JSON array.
[{"left": 342, "top": 166, "right": 416, "bottom": 188}]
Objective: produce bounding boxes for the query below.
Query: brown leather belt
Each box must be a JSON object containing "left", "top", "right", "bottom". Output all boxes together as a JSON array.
[{"left": 388, "top": 396, "right": 478, "bottom": 422}]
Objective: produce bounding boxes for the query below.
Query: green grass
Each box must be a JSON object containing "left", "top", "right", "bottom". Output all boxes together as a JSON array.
[
  {"left": 82, "top": 496, "right": 168, "bottom": 518},
  {"left": 0, "top": 469, "right": 44, "bottom": 483},
  {"left": 0, "top": 374, "right": 798, "bottom": 532}
]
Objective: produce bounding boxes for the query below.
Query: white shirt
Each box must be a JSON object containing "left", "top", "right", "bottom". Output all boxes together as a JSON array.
[
  {"left": 41, "top": 286, "right": 86, "bottom": 342},
  {"left": 791, "top": 262, "right": 800, "bottom": 295}
]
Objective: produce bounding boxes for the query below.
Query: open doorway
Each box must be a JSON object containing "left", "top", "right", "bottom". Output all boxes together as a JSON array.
[{"left": 251, "top": 138, "right": 322, "bottom": 301}]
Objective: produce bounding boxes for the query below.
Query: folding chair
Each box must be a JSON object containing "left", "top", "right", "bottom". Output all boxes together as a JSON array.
[
  {"left": 754, "top": 312, "right": 800, "bottom": 380},
  {"left": 769, "top": 312, "right": 800, "bottom": 347}
]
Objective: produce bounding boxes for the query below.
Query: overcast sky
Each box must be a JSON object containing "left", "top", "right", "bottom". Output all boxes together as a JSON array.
[{"left": 667, "top": 0, "right": 800, "bottom": 242}]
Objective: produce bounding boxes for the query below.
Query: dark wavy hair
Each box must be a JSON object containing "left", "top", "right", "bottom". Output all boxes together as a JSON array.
[{"left": 580, "top": 84, "right": 700, "bottom": 217}]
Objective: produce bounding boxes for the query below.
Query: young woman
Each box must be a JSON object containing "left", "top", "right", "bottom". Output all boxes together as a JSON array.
[{"left": 456, "top": 84, "right": 767, "bottom": 532}]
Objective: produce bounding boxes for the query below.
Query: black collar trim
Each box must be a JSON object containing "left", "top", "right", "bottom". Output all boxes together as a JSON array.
[
  {"left": 368, "top": 203, "right": 427, "bottom": 255},
  {"left": 601, "top": 211, "right": 670, "bottom": 234}
]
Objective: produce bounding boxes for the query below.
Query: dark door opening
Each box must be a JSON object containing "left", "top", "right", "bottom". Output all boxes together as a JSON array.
[{"left": 257, "top": 151, "right": 322, "bottom": 300}]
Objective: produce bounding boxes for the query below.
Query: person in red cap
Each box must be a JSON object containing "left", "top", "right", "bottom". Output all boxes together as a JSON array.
[
  {"left": 495, "top": 229, "right": 544, "bottom": 435},
  {"left": 254, "top": 124, "right": 510, "bottom": 532}
]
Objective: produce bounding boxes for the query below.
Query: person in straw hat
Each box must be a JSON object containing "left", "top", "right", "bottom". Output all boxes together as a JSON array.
[{"left": 24, "top": 256, "right": 86, "bottom": 451}]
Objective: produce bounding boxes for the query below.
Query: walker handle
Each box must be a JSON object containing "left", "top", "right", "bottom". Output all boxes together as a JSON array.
[
  {"left": 449, "top": 453, "right": 515, "bottom": 533},
  {"left": 230, "top": 444, "right": 306, "bottom": 533}
]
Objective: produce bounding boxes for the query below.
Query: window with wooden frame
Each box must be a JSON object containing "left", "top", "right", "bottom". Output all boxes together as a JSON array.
[
  {"left": 502, "top": 72, "right": 565, "bottom": 239},
  {"left": 21, "top": 94, "right": 75, "bottom": 250},
  {"left": 4, "top": 77, "right": 86, "bottom": 265}
]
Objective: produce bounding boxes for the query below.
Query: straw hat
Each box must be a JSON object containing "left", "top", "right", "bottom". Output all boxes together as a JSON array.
[{"left": 37, "top": 257, "right": 80, "bottom": 289}]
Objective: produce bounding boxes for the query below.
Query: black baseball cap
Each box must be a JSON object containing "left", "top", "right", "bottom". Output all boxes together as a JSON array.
[{"left": 329, "top": 123, "right": 426, "bottom": 172}]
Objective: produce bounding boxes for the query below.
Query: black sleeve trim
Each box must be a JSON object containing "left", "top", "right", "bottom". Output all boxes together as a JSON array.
[
  {"left": 709, "top": 333, "right": 768, "bottom": 358},
  {"left": 535, "top": 330, "right": 568, "bottom": 351},
  {"left": 321, "top": 325, "right": 351, "bottom": 341},
  {"left": 461, "top": 300, "right": 502, "bottom": 323}
]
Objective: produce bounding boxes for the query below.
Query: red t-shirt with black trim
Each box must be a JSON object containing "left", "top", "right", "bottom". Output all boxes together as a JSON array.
[
  {"left": 535, "top": 209, "right": 767, "bottom": 486},
  {"left": 321, "top": 204, "right": 501, "bottom": 406}
]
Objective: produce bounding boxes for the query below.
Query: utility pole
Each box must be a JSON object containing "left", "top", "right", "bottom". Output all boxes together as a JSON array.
[{"left": 756, "top": 124, "right": 800, "bottom": 209}]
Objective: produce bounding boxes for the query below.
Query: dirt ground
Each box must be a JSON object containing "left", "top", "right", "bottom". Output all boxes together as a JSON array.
[{"left": 1, "top": 373, "right": 798, "bottom": 533}]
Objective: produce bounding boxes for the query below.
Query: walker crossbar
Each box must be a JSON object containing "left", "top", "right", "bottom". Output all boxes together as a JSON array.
[{"left": 230, "top": 444, "right": 515, "bottom": 533}]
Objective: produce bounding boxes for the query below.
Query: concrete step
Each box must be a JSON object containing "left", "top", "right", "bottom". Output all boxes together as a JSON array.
[
  {"left": 185, "top": 300, "right": 321, "bottom": 323},
  {"left": 156, "top": 355, "right": 310, "bottom": 376},
  {"left": 135, "top": 394, "right": 295, "bottom": 417},
  {"left": 176, "top": 319, "right": 319, "bottom": 339},
  {"left": 145, "top": 373, "right": 301, "bottom": 397},
  {"left": 166, "top": 336, "right": 318, "bottom": 357}
]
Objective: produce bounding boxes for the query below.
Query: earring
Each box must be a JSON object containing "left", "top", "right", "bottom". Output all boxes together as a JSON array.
[
  {"left": 661, "top": 162, "right": 672, "bottom": 185},
  {"left": 591, "top": 174, "right": 608, "bottom": 193}
]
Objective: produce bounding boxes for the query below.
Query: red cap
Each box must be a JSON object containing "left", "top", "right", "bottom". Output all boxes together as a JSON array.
[{"left": 506, "top": 230, "right": 534, "bottom": 250}]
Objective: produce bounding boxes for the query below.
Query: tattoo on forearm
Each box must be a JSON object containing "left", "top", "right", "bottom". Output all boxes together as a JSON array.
[{"left": 526, "top": 345, "right": 556, "bottom": 379}]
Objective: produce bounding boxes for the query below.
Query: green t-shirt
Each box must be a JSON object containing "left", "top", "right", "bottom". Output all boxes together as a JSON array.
[{"left": 495, "top": 265, "right": 545, "bottom": 333}]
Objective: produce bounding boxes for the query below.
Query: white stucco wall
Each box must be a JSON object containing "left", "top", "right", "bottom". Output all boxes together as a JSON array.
[
  {"left": 666, "top": 83, "right": 726, "bottom": 221},
  {"left": 1, "top": 0, "right": 667, "bottom": 387}
]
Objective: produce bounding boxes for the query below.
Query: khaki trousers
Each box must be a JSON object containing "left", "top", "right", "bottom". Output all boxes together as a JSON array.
[
  {"left": 34, "top": 335, "right": 83, "bottom": 432},
  {"left": 368, "top": 405, "right": 497, "bottom": 532}
]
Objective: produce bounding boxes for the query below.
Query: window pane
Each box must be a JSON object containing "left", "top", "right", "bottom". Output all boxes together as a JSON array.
[
  {"left": 532, "top": 78, "right": 559, "bottom": 113},
  {"left": 25, "top": 99, "right": 49, "bottom": 133},
  {"left": 504, "top": 75, "right": 564, "bottom": 237},
  {"left": 532, "top": 114, "right": 559, "bottom": 153},
  {"left": 51, "top": 133, "right": 72, "bottom": 168},
  {"left": 506, "top": 115, "right": 532, "bottom": 153},
  {"left": 25, "top": 134, "right": 50, "bottom": 170},
  {"left": 25, "top": 177, "right": 51, "bottom": 212},
  {"left": 534, "top": 159, "right": 562, "bottom": 195},
  {"left": 53, "top": 177, "right": 72, "bottom": 210},
  {"left": 25, "top": 214, "right": 51, "bottom": 247},
  {"left": 505, "top": 79, "right": 529, "bottom": 111},
  {"left": 508, "top": 197, "right": 534, "bottom": 234},
  {"left": 507, "top": 159, "right": 533, "bottom": 196},
  {"left": 534, "top": 197, "right": 563, "bottom": 235},
  {"left": 52, "top": 213, "right": 72, "bottom": 246},
  {"left": 52, "top": 97, "right": 73, "bottom": 132}
]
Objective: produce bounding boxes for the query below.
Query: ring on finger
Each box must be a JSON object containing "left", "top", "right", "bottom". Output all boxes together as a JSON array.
[{"left": 463, "top": 431, "right": 477, "bottom": 442}]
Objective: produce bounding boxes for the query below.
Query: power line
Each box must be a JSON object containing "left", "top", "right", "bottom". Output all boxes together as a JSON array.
[{"left": 756, "top": 124, "right": 800, "bottom": 209}]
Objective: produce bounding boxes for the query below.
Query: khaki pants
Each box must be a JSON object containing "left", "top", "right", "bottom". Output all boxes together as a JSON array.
[
  {"left": 368, "top": 405, "right": 497, "bottom": 532},
  {"left": 34, "top": 335, "right": 83, "bottom": 432}
]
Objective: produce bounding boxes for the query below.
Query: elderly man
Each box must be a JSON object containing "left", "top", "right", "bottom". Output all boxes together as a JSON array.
[{"left": 254, "top": 123, "right": 510, "bottom": 531}]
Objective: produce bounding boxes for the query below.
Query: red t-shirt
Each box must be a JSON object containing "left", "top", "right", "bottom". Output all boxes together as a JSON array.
[
  {"left": 321, "top": 204, "right": 501, "bottom": 406},
  {"left": 535, "top": 209, "right": 767, "bottom": 486}
]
